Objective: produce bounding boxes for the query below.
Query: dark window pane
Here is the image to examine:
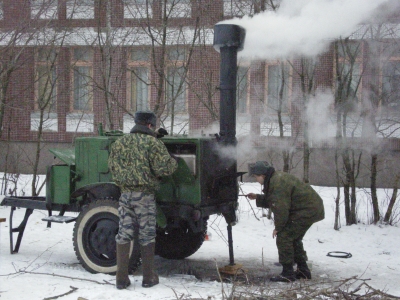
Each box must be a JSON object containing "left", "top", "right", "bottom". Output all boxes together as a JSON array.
[
  {"left": 131, "top": 48, "right": 150, "bottom": 61},
  {"left": 167, "top": 48, "right": 185, "bottom": 61},
  {"left": 73, "top": 66, "right": 92, "bottom": 111},
  {"left": 166, "top": 66, "right": 186, "bottom": 113},
  {"left": 37, "top": 65, "right": 57, "bottom": 111},
  {"left": 267, "top": 64, "right": 289, "bottom": 112},
  {"left": 382, "top": 61, "right": 400, "bottom": 109},
  {"left": 73, "top": 48, "right": 93, "bottom": 61},
  {"left": 130, "top": 67, "right": 149, "bottom": 111}
]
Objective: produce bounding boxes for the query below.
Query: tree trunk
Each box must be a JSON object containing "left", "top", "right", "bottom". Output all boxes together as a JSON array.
[
  {"left": 370, "top": 154, "right": 380, "bottom": 224},
  {"left": 343, "top": 183, "right": 351, "bottom": 225},
  {"left": 334, "top": 149, "right": 341, "bottom": 230},
  {"left": 383, "top": 177, "right": 399, "bottom": 224},
  {"left": 282, "top": 150, "right": 290, "bottom": 173},
  {"left": 303, "top": 130, "right": 310, "bottom": 183},
  {"left": 350, "top": 176, "right": 357, "bottom": 224},
  {"left": 277, "top": 62, "right": 290, "bottom": 173}
]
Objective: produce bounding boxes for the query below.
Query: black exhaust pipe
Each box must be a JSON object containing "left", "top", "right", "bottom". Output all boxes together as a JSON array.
[
  {"left": 213, "top": 24, "right": 246, "bottom": 270},
  {"left": 212, "top": 24, "right": 246, "bottom": 224}
]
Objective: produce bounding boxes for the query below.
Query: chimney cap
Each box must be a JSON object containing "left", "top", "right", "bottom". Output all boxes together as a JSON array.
[{"left": 213, "top": 24, "right": 246, "bottom": 53}]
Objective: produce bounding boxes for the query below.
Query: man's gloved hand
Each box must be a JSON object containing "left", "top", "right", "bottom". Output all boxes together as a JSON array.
[
  {"left": 155, "top": 128, "right": 168, "bottom": 138},
  {"left": 246, "top": 193, "right": 257, "bottom": 200}
]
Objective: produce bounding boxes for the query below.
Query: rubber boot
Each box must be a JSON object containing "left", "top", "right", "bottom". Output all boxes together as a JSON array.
[
  {"left": 270, "top": 263, "right": 296, "bottom": 282},
  {"left": 296, "top": 261, "right": 312, "bottom": 279},
  {"left": 116, "top": 242, "right": 131, "bottom": 289},
  {"left": 141, "top": 242, "right": 159, "bottom": 288}
]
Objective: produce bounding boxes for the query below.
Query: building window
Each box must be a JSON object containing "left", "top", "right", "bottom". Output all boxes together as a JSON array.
[
  {"left": 130, "top": 67, "right": 149, "bottom": 111},
  {"left": 124, "top": 0, "right": 153, "bottom": 19},
  {"left": 31, "top": 49, "right": 58, "bottom": 131},
  {"left": 127, "top": 48, "right": 151, "bottom": 112},
  {"left": 165, "top": 47, "right": 187, "bottom": 114},
  {"left": 66, "top": 0, "right": 94, "bottom": 19},
  {"left": 237, "top": 66, "right": 249, "bottom": 114},
  {"left": 223, "top": 0, "right": 253, "bottom": 17},
  {"left": 166, "top": 66, "right": 187, "bottom": 114},
  {"left": 167, "top": 47, "right": 185, "bottom": 61},
  {"left": 163, "top": 0, "right": 191, "bottom": 18},
  {"left": 131, "top": 48, "right": 150, "bottom": 62},
  {"left": 31, "top": 0, "right": 58, "bottom": 19},
  {"left": 382, "top": 61, "right": 400, "bottom": 110},
  {"left": 36, "top": 49, "right": 57, "bottom": 112},
  {"left": 266, "top": 63, "right": 290, "bottom": 113},
  {"left": 72, "top": 48, "right": 93, "bottom": 112},
  {"left": 337, "top": 62, "right": 361, "bottom": 100},
  {"left": 335, "top": 41, "right": 362, "bottom": 107},
  {"left": 67, "top": 48, "right": 94, "bottom": 132}
]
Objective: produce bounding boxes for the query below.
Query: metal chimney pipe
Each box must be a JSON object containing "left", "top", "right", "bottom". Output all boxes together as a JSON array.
[
  {"left": 213, "top": 24, "right": 246, "bottom": 146},
  {"left": 213, "top": 24, "right": 246, "bottom": 272}
]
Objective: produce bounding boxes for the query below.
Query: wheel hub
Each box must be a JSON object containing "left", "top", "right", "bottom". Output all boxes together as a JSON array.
[{"left": 89, "top": 219, "right": 117, "bottom": 260}]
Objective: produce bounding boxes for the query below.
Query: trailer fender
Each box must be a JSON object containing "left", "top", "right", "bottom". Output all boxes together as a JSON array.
[
  {"left": 73, "top": 184, "right": 167, "bottom": 228},
  {"left": 71, "top": 183, "right": 121, "bottom": 203}
]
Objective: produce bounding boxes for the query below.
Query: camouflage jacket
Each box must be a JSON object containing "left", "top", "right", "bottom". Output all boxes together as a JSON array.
[
  {"left": 108, "top": 125, "right": 178, "bottom": 194},
  {"left": 255, "top": 171, "right": 325, "bottom": 232}
]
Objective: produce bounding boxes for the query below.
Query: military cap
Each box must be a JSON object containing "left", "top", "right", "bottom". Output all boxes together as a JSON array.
[
  {"left": 249, "top": 161, "right": 272, "bottom": 176},
  {"left": 134, "top": 111, "right": 157, "bottom": 127}
]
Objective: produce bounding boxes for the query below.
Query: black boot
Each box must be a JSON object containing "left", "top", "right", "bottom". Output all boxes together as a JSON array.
[
  {"left": 296, "top": 261, "right": 311, "bottom": 279},
  {"left": 116, "top": 242, "right": 131, "bottom": 289},
  {"left": 270, "top": 264, "right": 296, "bottom": 282},
  {"left": 141, "top": 242, "right": 159, "bottom": 288}
]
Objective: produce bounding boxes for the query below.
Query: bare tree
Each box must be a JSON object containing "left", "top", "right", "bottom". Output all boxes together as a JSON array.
[
  {"left": 288, "top": 57, "right": 317, "bottom": 183},
  {"left": 364, "top": 24, "right": 400, "bottom": 224},
  {"left": 0, "top": 2, "right": 63, "bottom": 195},
  {"left": 334, "top": 38, "right": 363, "bottom": 225}
]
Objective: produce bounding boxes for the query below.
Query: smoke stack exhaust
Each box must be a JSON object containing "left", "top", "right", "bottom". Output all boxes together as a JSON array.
[{"left": 213, "top": 24, "right": 246, "bottom": 146}]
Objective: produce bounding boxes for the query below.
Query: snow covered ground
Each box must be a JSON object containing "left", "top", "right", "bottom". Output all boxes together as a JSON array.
[{"left": 1, "top": 182, "right": 400, "bottom": 299}]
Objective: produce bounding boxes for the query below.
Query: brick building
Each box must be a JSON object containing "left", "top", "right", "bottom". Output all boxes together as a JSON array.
[{"left": 1, "top": 0, "right": 400, "bottom": 188}]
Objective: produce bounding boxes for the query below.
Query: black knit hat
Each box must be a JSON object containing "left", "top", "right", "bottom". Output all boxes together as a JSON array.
[
  {"left": 249, "top": 161, "right": 272, "bottom": 176},
  {"left": 134, "top": 111, "right": 157, "bottom": 127}
]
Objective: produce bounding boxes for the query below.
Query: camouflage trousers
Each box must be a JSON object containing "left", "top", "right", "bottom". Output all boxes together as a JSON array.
[
  {"left": 276, "top": 221, "right": 312, "bottom": 265},
  {"left": 115, "top": 191, "right": 156, "bottom": 246}
]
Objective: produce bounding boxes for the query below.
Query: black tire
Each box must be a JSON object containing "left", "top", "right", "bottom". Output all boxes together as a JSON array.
[
  {"left": 155, "top": 221, "right": 207, "bottom": 259},
  {"left": 73, "top": 199, "right": 141, "bottom": 274}
]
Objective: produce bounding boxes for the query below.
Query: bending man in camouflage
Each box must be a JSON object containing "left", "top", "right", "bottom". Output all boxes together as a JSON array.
[
  {"left": 108, "top": 111, "right": 178, "bottom": 289},
  {"left": 247, "top": 161, "right": 324, "bottom": 282}
]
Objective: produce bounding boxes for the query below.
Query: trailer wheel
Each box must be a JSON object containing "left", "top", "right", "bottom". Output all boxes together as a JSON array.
[
  {"left": 155, "top": 222, "right": 207, "bottom": 259},
  {"left": 73, "top": 199, "right": 141, "bottom": 274}
]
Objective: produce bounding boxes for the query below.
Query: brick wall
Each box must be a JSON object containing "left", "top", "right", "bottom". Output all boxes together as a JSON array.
[{"left": 0, "top": 1, "right": 400, "bottom": 189}]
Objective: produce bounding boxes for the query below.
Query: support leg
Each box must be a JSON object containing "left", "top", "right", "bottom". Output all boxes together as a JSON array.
[
  {"left": 218, "top": 224, "right": 244, "bottom": 275},
  {"left": 9, "top": 207, "right": 33, "bottom": 254}
]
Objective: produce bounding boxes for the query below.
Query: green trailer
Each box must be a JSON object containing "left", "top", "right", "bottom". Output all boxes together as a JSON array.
[
  {"left": 1, "top": 132, "right": 239, "bottom": 274},
  {"left": 0, "top": 23, "right": 246, "bottom": 275}
]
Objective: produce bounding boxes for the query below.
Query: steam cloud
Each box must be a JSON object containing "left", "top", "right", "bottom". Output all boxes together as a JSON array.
[
  {"left": 222, "top": 0, "right": 391, "bottom": 60},
  {"left": 306, "top": 92, "right": 336, "bottom": 143}
]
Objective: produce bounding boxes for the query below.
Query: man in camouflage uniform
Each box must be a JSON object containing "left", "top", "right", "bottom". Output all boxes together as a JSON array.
[
  {"left": 108, "top": 111, "right": 178, "bottom": 289},
  {"left": 247, "top": 161, "right": 324, "bottom": 282}
]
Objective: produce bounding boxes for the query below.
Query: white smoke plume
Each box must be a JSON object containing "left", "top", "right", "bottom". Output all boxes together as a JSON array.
[
  {"left": 222, "top": 0, "right": 390, "bottom": 60},
  {"left": 306, "top": 92, "right": 336, "bottom": 143}
]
